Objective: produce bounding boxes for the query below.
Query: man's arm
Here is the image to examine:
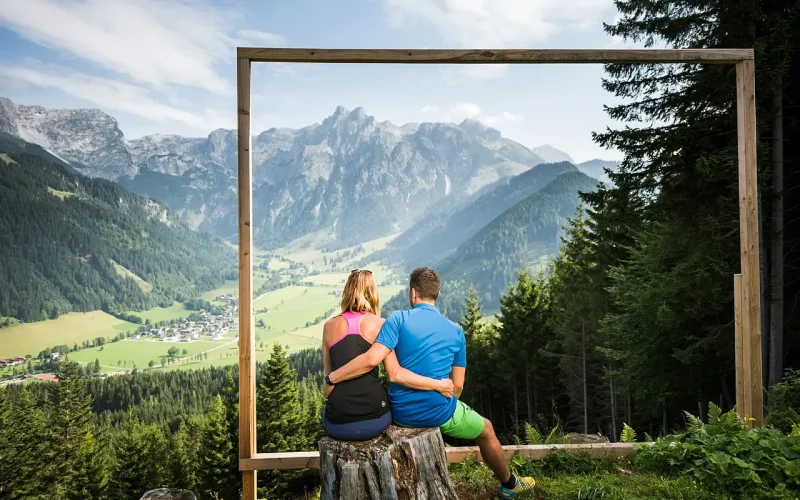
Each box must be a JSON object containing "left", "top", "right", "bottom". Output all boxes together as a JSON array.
[
  {"left": 450, "top": 326, "right": 467, "bottom": 398},
  {"left": 383, "top": 352, "right": 453, "bottom": 398},
  {"left": 450, "top": 366, "right": 465, "bottom": 398},
  {"left": 328, "top": 342, "right": 391, "bottom": 384}
]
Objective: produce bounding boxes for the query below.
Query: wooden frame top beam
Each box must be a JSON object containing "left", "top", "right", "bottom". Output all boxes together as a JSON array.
[{"left": 238, "top": 48, "right": 753, "bottom": 64}]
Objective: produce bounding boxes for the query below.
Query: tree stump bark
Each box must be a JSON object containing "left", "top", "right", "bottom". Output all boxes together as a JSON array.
[{"left": 319, "top": 425, "right": 459, "bottom": 500}]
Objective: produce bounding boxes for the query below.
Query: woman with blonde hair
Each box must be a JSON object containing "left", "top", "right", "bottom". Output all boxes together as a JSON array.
[{"left": 322, "top": 269, "right": 452, "bottom": 440}]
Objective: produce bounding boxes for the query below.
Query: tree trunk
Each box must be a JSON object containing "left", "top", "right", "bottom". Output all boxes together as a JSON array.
[
  {"left": 759, "top": 193, "right": 770, "bottom": 392},
  {"left": 513, "top": 373, "right": 519, "bottom": 432},
  {"left": 319, "top": 427, "right": 459, "bottom": 500},
  {"left": 770, "top": 80, "right": 784, "bottom": 388},
  {"left": 609, "top": 372, "right": 617, "bottom": 442},
  {"left": 526, "top": 369, "right": 532, "bottom": 423},
  {"left": 582, "top": 320, "right": 588, "bottom": 435}
]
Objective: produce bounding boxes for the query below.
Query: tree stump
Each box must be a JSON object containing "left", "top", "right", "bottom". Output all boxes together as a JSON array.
[{"left": 319, "top": 425, "right": 459, "bottom": 500}]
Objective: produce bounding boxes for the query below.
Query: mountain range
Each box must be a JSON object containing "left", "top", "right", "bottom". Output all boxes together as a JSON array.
[{"left": 0, "top": 97, "right": 617, "bottom": 248}]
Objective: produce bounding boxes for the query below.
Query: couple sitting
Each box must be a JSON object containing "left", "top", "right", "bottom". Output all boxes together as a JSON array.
[{"left": 321, "top": 267, "right": 535, "bottom": 499}]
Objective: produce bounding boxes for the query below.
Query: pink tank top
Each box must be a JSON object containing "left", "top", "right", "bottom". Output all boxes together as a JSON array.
[{"left": 328, "top": 311, "right": 369, "bottom": 349}]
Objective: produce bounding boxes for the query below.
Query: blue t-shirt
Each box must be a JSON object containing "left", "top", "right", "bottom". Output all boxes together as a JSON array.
[{"left": 376, "top": 303, "right": 466, "bottom": 427}]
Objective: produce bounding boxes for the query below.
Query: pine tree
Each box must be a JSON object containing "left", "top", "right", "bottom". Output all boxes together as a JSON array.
[
  {"left": 198, "top": 395, "right": 235, "bottom": 499},
  {"left": 45, "top": 360, "right": 109, "bottom": 500},
  {"left": 548, "top": 209, "right": 611, "bottom": 435},
  {"left": 458, "top": 287, "right": 485, "bottom": 409},
  {"left": 0, "top": 386, "right": 47, "bottom": 499},
  {"left": 109, "top": 415, "right": 168, "bottom": 499},
  {"left": 257, "top": 343, "right": 306, "bottom": 497}
]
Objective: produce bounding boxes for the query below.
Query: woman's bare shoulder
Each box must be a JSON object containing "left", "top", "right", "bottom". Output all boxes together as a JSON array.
[
  {"left": 322, "top": 314, "right": 345, "bottom": 339},
  {"left": 361, "top": 313, "right": 385, "bottom": 336}
]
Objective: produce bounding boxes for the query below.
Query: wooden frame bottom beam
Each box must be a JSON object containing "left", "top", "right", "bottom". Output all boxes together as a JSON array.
[{"left": 239, "top": 443, "right": 643, "bottom": 471}]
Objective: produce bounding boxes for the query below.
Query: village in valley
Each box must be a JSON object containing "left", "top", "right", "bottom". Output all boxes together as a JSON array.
[{"left": 131, "top": 294, "right": 239, "bottom": 343}]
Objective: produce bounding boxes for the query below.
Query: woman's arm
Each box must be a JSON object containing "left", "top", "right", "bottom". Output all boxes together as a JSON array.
[
  {"left": 383, "top": 351, "right": 453, "bottom": 398},
  {"left": 322, "top": 326, "right": 334, "bottom": 399}
]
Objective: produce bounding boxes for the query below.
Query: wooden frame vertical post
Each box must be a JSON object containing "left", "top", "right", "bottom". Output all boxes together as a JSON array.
[
  {"left": 237, "top": 57, "right": 257, "bottom": 499},
  {"left": 736, "top": 59, "right": 764, "bottom": 427}
]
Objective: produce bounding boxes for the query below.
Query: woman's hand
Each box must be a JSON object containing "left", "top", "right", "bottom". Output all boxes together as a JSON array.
[
  {"left": 436, "top": 378, "right": 454, "bottom": 399},
  {"left": 324, "top": 383, "right": 335, "bottom": 399}
]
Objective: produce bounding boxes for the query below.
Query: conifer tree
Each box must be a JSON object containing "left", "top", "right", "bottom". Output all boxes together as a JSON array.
[
  {"left": 257, "top": 343, "right": 306, "bottom": 497},
  {"left": 46, "top": 360, "right": 109, "bottom": 500},
  {"left": 0, "top": 386, "right": 47, "bottom": 499},
  {"left": 458, "top": 287, "right": 485, "bottom": 409},
  {"left": 109, "top": 415, "right": 168, "bottom": 499},
  {"left": 199, "top": 395, "right": 235, "bottom": 500}
]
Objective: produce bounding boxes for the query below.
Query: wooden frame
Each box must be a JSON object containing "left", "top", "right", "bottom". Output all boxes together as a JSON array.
[{"left": 237, "top": 47, "right": 762, "bottom": 498}]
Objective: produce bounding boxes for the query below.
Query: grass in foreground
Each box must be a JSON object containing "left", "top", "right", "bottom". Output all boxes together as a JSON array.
[{"left": 449, "top": 454, "right": 717, "bottom": 500}]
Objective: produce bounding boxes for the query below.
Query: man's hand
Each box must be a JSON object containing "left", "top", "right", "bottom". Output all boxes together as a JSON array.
[
  {"left": 324, "top": 383, "right": 334, "bottom": 399},
  {"left": 437, "top": 378, "right": 454, "bottom": 399}
]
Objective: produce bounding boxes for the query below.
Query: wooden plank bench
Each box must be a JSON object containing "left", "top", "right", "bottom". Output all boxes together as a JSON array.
[{"left": 240, "top": 442, "right": 641, "bottom": 471}]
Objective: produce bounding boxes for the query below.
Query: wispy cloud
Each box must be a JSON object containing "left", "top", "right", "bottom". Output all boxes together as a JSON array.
[
  {"left": 0, "top": 0, "right": 290, "bottom": 95},
  {"left": 0, "top": 62, "right": 208, "bottom": 127},
  {"left": 383, "top": 0, "right": 613, "bottom": 47},
  {"left": 420, "top": 102, "right": 523, "bottom": 126},
  {"left": 237, "top": 29, "right": 288, "bottom": 47}
]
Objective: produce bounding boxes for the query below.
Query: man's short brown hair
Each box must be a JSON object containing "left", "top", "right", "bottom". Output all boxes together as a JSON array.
[{"left": 409, "top": 267, "right": 441, "bottom": 300}]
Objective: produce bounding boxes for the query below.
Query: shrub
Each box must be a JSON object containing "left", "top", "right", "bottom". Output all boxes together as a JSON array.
[
  {"left": 766, "top": 369, "right": 800, "bottom": 434},
  {"left": 634, "top": 403, "right": 800, "bottom": 498}
]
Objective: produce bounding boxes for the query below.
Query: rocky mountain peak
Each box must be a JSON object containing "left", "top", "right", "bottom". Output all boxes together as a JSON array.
[{"left": 458, "top": 118, "right": 502, "bottom": 142}]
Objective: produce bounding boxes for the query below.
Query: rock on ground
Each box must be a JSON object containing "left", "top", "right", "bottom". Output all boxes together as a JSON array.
[{"left": 139, "top": 489, "right": 197, "bottom": 500}]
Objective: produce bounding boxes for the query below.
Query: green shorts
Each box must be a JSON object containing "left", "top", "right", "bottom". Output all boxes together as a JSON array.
[{"left": 439, "top": 400, "right": 485, "bottom": 440}]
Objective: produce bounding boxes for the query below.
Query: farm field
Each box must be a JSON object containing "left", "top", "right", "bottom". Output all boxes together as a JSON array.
[
  {"left": 0, "top": 311, "right": 136, "bottom": 358},
  {"left": 70, "top": 338, "right": 231, "bottom": 371}
]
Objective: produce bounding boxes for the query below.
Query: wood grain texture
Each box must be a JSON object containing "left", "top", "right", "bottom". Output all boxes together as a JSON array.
[
  {"left": 736, "top": 59, "right": 764, "bottom": 427},
  {"left": 238, "top": 48, "right": 753, "bottom": 64},
  {"left": 318, "top": 427, "right": 457, "bottom": 500},
  {"left": 237, "top": 57, "right": 257, "bottom": 500},
  {"left": 240, "top": 442, "right": 642, "bottom": 471},
  {"left": 734, "top": 274, "right": 746, "bottom": 419}
]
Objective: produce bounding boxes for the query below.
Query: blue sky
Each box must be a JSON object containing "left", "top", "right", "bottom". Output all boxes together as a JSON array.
[{"left": 0, "top": 0, "right": 638, "bottom": 162}]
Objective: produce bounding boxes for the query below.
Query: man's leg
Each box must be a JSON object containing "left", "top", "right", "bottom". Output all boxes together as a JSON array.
[
  {"left": 440, "top": 401, "right": 535, "bottom": 497},
  {"left": 475, "top": 417, "right": 511, "bottom": 482}
]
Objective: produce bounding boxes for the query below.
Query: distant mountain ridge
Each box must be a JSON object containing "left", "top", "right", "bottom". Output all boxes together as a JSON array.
[
  {"left": 0, "top": 96, "right": 618, "bottom": 248},
  {"left": 0, "top": 98, "right": 552, "bottom": 246}
]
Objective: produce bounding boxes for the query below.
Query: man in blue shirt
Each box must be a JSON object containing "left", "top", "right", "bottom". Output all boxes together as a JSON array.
[{"left": 328, "top": 267, "right": 536, "bottom": 498}]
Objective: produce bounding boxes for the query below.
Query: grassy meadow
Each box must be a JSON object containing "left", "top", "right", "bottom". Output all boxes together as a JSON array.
[
  {"left": 0, "top": 311, "right": 135, "bottom": 358},
  {"left": 1, "top": 232, "right": 404, "bottom": 375}
]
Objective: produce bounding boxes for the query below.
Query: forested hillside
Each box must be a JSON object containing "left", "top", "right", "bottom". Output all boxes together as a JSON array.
[
  {"left": 392, "top": 161, "right": 581, "bottom": 266},
  {"left": 0, "top": 152, "right": 236, "bottom": 322},
  {"left": 439, "top": 171, "right": 599, "bottom": 306}
]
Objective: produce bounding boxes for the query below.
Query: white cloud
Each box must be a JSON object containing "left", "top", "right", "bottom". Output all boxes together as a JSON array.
[
  {"left": 443, "top": 65, "right": 509, "bottom": 84},
  {"left": 501, "top": 111, "right": 524, "bottom": 121},
  {"left": 420, "top": 102, "right": 523, "bottom": 126},
  {"left": 237, "top": 29, "right": 288, "bottom": 47},
  {"left": 450, "top": 102, "right": 482, "bottom": 119},
  {"left": 0, "top": 0, "right": 289, "bottom": 95},
  {"left": 0, "top": 62, "right": 209, "bottom": 127},
  {"left": 383, "top": 0, "right": 612, "bottom": 46}
]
